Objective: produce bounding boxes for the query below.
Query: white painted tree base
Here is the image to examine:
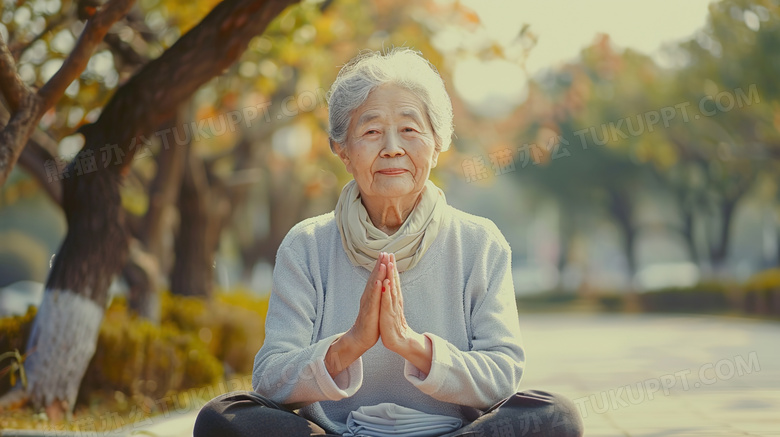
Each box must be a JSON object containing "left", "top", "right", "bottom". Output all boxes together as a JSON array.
[{"left": 24, "top": 290, "right": 104, "bottom": 410}]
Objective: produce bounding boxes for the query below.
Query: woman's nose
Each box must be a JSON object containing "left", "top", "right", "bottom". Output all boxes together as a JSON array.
[{"left": 381, "top": 131, "right": 405, "bottom": 157}]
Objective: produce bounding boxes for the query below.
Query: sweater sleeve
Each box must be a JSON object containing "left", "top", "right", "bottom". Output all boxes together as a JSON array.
[
  {"left": 402, "top": 233, "right": 525, "bottom": 410},
  {"left": 252, "top": 244, "right": 363, "bottom": 410}
]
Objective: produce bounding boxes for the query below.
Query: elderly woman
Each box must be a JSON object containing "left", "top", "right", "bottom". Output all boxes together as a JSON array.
[{"left": 195, "top": 48, "right": 584, "bottom": 437}]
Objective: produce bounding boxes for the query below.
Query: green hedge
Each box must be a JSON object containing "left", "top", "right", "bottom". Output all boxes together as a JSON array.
[{"left": 636, "top": 281, "right": 732, "bottom": 313}]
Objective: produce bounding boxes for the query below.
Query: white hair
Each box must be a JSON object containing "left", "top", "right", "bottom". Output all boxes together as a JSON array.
[{"left": 326, "top": 47, "right": 454, "bottom": 154}]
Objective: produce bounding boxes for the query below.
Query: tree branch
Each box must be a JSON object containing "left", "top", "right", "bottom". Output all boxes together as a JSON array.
[
  {"left": 29, "top": 128, "right": 60, "bottom": 158},
  {"left": 81, "top": 0, "right": 300, "bottom": 172},
  {"left": 18, "top": 139, "right": 63, "bottom": 206},
  {"left": 0, "top": 94, "right": 41, "bottom": 188},
  {"left": 0, "top": 35, "right": 31, "bottom": 112},
  {"left": 2, "top": 102, "right": 64, "bottom": 206},
  {"left": 0, "top": 0, "right": 134, "bottom": 190},
  {"left": 38, "top": 0, "right": 136, "bottom": 111}
]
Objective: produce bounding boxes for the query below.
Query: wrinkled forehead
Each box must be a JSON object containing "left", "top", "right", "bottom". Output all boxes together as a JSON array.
[{"left": 355, "top": 107, "right": 426, "bottom": 128}]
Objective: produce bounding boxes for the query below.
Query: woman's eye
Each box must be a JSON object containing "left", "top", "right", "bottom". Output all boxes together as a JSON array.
[
  {"left": 403, "top": 127, "right": 416, "bottom": 132},
  {"left": 365, "top": 129, "right": 379, "bottom": 135}
]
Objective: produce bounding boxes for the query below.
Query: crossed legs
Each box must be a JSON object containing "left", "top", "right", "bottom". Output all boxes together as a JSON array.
[{"left": 194, "top": 390, "right": 584, "bottom": 437}]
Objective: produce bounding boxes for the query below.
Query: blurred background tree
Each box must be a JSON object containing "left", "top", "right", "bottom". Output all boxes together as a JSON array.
[{"left": 0, "top": 0, "right": 301, "bottom": 419}]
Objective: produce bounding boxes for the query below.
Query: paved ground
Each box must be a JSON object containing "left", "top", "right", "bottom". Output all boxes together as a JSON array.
[
  {"left": 517, "top": 313, "right": 780, "bottom": 437},
  {"left": 4, "top": 313, "right": 779, "bottom": 436}
]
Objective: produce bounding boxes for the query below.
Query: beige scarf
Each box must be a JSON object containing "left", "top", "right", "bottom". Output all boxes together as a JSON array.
[{"left": 335, "top": 178, "right": 447, "bottom": 273}]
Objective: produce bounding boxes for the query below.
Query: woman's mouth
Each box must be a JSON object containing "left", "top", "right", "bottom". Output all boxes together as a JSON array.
[{"left": 378, "top": 169, "right": 407, "bottom": 175}]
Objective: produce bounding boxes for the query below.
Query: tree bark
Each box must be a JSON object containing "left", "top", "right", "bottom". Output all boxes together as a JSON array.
[
  {"left": 22, "top": 166, "right": 128, "bottom": 418},
  {"left": 4, "top": 0, "right": 300, "bottom": 414},
  {"left": 0, "top": 0, "right": 136, "bottom": 191},
  {"left": 708, "top": 198, "right": 739, "bottom": 275},
  {"left": 648, "top": 165, "right": 703, "bottom": 269},
  {"left": 607, "top": 187, "right": 638, "bottom": 283},
  {"left": 678, "top": 201, "right": 699, "bottom": 266},
  {"left": 124, "top": 116, "right": 187, "bottom": 319},
  {"left": 706, "top": 169, "right": 755, "bottom": 277},
  {"left": 237, "top": 160, "right": 309, "bottom": 274},
  {"left": 170, "top": 148, "right": 230, "bottom": 297},
  {"left": 0, "top": 104, "right": 63, "bottom": 205},
  {"left": 776, "top": 223, "right": 780, "bottom": 268},
  {"left": 17, "top": 138, "right": 62, "bottom": 206},
  {"left": 555, "top": 201, "right": 575, "bottom": 292},
  {"left": 141, "top": 117, "right": 187, "bottom": 272},
  {"left": 124, "top": 237, "right": 162, "bottom": 322}
]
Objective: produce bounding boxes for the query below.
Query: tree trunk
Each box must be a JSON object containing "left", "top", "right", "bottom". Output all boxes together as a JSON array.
[
  {"left": 170, "top": 148, "right": 230, "bottom": 297},
  {"left": 124, "top": 238, "right": 162, "bottom": 322},
  {"left": 607, "top": 187, "right": 638, "bottom": 283},
  {"left": 556, "top": 201, "right": 575, "bottom": 292},
  {"left": 649, "top": 166, "right": 702, "bottom": 270},
  {"left": 238, "top": 160, "right": 309, "bottom": 275},
  {"left": 679, "top": 204, "right": 699, "bottom": 267},
  {"left": 125, "top": 115, "right": 187, "bottom": 319},
  {"left": 708, "top": 198, "right": 739, "bottom": 276},
  {"left": 776, "top": 229, "right": 780, "bottom": 268},
  {"left": 141, "top": 118, "right": 187, "bottom": 274},
  {"left": 22, "top": 166, "right": 128, "bottom": 418},
  {"left": 706, "top": 168, "right": 755, "bottom": 276},
  {"left": 3, "top": 0, "right": 300, "bottom": 414}
]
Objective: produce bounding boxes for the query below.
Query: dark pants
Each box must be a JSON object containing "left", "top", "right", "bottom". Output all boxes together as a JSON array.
[{"left": 194, "top": 390, "right": 584, "bottom": 437}]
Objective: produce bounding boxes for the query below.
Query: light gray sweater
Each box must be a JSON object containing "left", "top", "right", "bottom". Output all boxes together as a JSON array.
[{"left": 252, "top": 204, "right": 525, "bottom": 434}]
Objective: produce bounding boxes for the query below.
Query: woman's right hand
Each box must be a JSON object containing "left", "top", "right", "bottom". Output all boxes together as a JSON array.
[
  {"left": 345, "top": 252, "right": 387, "bottom": 352},
  {"left": 325, "top": 253, "right": 386, "bottom": 378}
]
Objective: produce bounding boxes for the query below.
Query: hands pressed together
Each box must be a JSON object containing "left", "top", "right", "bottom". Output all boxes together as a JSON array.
[{"left": 325, "top": 252, "right": 433, "bottom": 379}]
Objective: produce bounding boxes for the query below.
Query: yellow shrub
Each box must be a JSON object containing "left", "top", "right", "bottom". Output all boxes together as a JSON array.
[
  {"left": 0, "top": 290, "right": 269, "bottom": 403},
  {"left": 80, "top": 299, "right": 223, "bottom": 400},
  {"left": 742, "top": 268, "right": 780, "bottom": 316},
  {"left": 744, "top": 268, "right": 780, "bottom": 292},
  {"left": 0, "top": 306, "right": 36, "bottom": 394},
  {"left": 161, "top": 290, "right": 269, "bottom": 374}
]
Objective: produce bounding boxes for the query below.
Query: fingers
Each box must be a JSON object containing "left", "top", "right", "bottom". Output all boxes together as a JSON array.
[
  {"left": 370, "top": 277, "right": 382, "bottom": 309},
  {"left": 371, "top": 252, "right": 384, "bottom": 278},
  {"left": 389, "top": 254, "right": 403, "bottom": 308},
  {"left": 386, "top": 262, "right": 396, "bottom": 309},
  {"left": 396, "top": 263, "right": 403, "bottom": 307},
  {"left": 378, "top": 252, "right": 403, "bottom": 313},
  {"left": 365, "top": 253, "right": 386, "bottom": 298},
  {"left": 382, "top": 277, "right": 392, "bottom": 311},
  {"left": 368, "top": 264, "right": 385, "bottom": 310},
  {"left": 373, "top": 252, "right": 388, "bottom": 283}
]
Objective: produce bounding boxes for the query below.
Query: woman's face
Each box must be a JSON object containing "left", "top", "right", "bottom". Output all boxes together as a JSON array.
[{"left": 334, "top": 83, "right": 439, "bottom": 201}]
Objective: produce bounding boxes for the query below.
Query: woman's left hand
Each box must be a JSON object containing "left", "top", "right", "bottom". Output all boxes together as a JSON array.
[{"left": 379, "top": 253, "right": 433, "bottom": 375}]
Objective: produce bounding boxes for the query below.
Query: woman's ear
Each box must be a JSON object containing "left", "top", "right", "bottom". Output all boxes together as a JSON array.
[
  {"left": 431, "top": 149, "right": 440, "bottom": 168},
  {"left": 332, "top": 140, "right": 353, "bottom": 174}
]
